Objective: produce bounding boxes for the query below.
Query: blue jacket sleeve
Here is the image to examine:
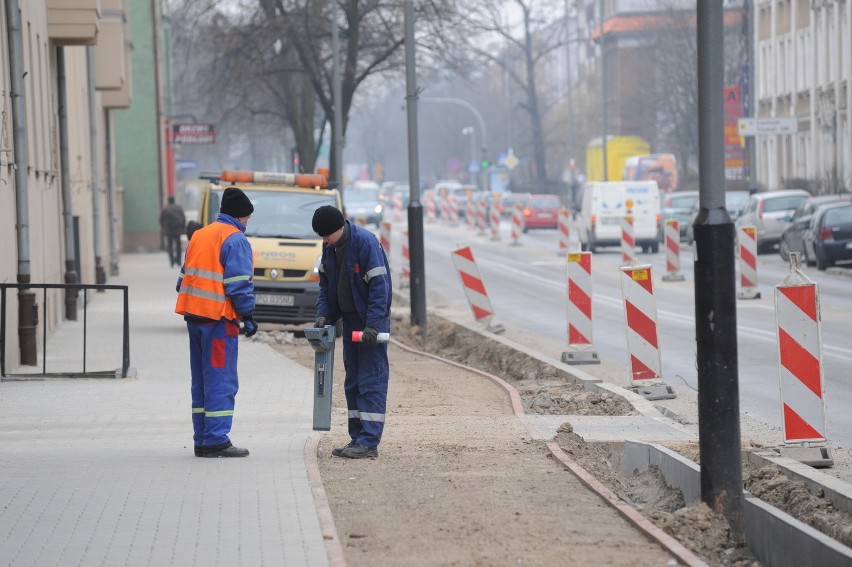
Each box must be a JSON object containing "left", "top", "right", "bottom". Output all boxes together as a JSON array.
[
  {"left": 359, "top": 235, "right": 392, "bottom": 330},
  {"left": 220, "top": 232, "right": 255, "bottom": 318}
]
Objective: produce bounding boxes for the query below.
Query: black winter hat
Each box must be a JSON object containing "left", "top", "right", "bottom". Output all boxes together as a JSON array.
[
  {"left": 312, "top": 205, "right": 345, "bottom": 236},
  {"left": 220, "top": 187, "right": 254, "bottom": 218}
]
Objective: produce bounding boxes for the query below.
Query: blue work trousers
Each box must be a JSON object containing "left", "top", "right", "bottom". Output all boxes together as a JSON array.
[
  {"left": 187, "top": 318, "right": 240, "bottom": 448},
  {"left": 341, "top": 314, "right": 389, "bottom": 449}
]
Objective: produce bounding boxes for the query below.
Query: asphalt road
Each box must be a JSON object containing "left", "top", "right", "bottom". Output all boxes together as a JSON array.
[{"left": 388, "top": 216, "right": 852, "bottom": 461}]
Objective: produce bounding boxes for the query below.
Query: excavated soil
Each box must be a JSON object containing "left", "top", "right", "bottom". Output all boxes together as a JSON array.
[{"left": 263, "top": 311, "right": 852, "bottom": 566}]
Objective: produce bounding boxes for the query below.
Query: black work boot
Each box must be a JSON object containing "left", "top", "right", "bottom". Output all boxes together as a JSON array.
[
  {"left": 201, "top": 442, "right": 249, "bottom": 458},
  {"left": 340, "top": 444, "right": 378, "bottom": 459},
  {"left": 331, "top": 440, "right": 358, "bottom": 457}
]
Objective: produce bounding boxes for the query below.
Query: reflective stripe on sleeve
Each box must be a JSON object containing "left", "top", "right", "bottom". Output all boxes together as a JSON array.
[
  {"left": 223, "top": 274, "right": 252, "bottom": 284},
  {"left": 192, "top": 407, "right": 205, "bottom": 414},
  {"left": 363, "top": 266, "right": 387, "bottom": 283}
]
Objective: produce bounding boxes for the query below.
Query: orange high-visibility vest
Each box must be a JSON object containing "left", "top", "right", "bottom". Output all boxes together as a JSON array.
[{"left": 175, "top": 222, "right": 241, "bottom": 321}]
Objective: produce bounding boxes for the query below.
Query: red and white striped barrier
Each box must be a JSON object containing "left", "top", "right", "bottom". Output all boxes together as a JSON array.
[
  {"left": 448, "top": 197, "right": 460, "bottom": 226},
  {"left": 466, "top": 196, "right": 477, "bottom": 231},
  {"left": 561, "top": 252, "right": 599, "bottom": 364},
  {"left": 392, "top": 193, "right": 403, "bottom": 222},
  {"left": 450, "top": 246, "right": 503, "bottom": 333},
  {"left": 510, "top": 202, "right": 523, "bottom": 246},
  {"left": 489, "top": 202, "right": 501, "bottom": 241},
  {"left": 620, "top": 264, "right": 662, "bottom": 386},
  {"left": 400, "top": 229, "right": 410, "bottom": 288},
  {"left": 621, "top": 214, "right": 636, "bottom": 266},
  {"left": 557, "top": 208, "right": 571, "bottom": 256},
  {"left": 477, "top": 200, "right": 488, "bottom": 235},
  {"left": 775, "top": 269, "right": 827, "bottom": 444},
  {"left": 425, "top": 196, "right": 436, "bottom": 223},
  {"left": 440, "top": 197, "right": 451, "bottom": 225},
  {"left": 737, "top": 225, "right": 761, "bottom": 299},
  {"left": 662, "top": 219, "right": 685, "bottom": 282},
  {"left": 380, "top": 221, "right": 392, "bottom": 259}
]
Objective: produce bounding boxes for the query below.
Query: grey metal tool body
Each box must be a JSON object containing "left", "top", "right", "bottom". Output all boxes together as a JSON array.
[{"left": 304, "top": 325, "right": 336, "bottom": 431}]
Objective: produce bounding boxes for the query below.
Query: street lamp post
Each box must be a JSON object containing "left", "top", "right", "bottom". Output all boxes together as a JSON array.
[{"left": 461, "top": 126, "right": 477, "bottom": 189}]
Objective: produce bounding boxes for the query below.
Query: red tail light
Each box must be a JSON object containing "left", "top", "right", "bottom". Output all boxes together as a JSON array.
[
  {"left": 591, "top": 214, "right": 597, "bottom": 230},
  {"left": 757, "top": 200, "right": 765, "bottom": 219},
  {"left": 819, "top": 228, "right": 833, "bottom": 240},
  {"left": 524, "top": 209, "right": 532, "bottom": 218}
]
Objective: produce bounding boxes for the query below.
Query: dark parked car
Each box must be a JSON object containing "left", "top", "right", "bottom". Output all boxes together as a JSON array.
[
  {"left": 522, "top": 194, "right": 561, "bottom": 232},
  {"left": 802, "top": 201, "right": 852, "bottom": 270},
  {"left": 779, "top": 195, "right": 850, "bottom": 261},
  {"left": 343, "top": 187, "right": 383, "bottom": 227}
]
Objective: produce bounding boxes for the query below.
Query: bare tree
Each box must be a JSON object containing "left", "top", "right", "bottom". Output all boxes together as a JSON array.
[
  {"left": 451, "top": 0, "right": 569, "bottom": 190},
  {"left": 169, "top": 0, "right": 455, "bottom": 183}
]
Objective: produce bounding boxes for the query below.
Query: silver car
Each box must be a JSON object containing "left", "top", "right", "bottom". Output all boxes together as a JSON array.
[{"left": 735, "top": 189, "right": 810, "bottom": 253}]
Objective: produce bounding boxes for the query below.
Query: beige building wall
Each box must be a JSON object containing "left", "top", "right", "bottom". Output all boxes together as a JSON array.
[{"left": 0, "top": 0, "right": 126, "bottom": 372}]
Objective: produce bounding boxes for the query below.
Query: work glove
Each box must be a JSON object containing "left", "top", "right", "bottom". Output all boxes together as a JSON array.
[
  {"left": 314, "top": 316, "right": 327, "bottom": 329},
  {"left": 242, "top": 315, "right": 258, "bottom": 338},
  {"left": 360, "top": 326, "right": 379, "bottom": 346}
]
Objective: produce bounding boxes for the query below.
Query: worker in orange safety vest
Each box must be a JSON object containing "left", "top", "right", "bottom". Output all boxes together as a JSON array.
[{"left": 175, "top": 186, "right": 257, "bottom": 458}]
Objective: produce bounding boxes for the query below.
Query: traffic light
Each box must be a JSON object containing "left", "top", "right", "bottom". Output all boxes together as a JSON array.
[{"left": 481, "top": 159, "right": 490, "bottom": 169}]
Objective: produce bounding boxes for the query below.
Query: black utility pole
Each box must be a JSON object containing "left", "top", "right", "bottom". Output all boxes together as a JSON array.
[
  {"left": 694, "top": 1, "right": 745, "bottom": 543},
  {"left": 404, "top": 0, "right": 426, "bottom": 336}
]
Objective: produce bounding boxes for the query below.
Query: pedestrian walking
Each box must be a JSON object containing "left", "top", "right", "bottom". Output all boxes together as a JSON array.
[
  {"left": 175, "top": 187, "right": 258, "bottom": 458},
  {"left": 160, "top": 196, "right": 187, "bottom": 267},
  {"left": 312, "top": 205, "right": 392, "bottom": 459}
]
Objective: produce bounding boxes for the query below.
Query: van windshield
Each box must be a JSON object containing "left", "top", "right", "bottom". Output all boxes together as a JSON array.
[{"left": 216, "top": 189, "right": 338, "bottom": 239}]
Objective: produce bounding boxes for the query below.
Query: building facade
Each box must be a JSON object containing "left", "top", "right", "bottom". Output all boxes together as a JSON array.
[
  {"left": 0, "top": 0, "right": 136, "bottom": 370},
  {"left": 755, "top": 0, "right": 851, "bottom": 192}
]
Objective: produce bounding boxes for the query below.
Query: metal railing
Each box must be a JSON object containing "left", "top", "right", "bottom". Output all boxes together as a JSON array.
[{"left": 0, "top": 283, "right": 130, "bottom": 379}]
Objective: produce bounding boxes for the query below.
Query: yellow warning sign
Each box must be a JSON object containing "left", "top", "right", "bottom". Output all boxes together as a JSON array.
[
  {"left": 567, "top": 253, "right": 581, "bottom": 262},
  {"left": 625, "top": 199, "right": 634, "bottom": 209},
  {"left": 631, "top": 269, "right": 649, "bottom": 281}
]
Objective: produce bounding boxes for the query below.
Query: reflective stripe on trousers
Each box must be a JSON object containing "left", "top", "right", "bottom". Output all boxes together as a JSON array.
[
  {"left": 188, "top": 318, "right": 240, "bottom": 447},
  {"left": 341, "top": 313, "right": 389, "bottom": 449}
]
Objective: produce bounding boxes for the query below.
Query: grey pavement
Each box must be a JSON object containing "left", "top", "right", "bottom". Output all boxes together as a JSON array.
[{"left": 0, "top": 252, "right": 327, "bottom": 567}]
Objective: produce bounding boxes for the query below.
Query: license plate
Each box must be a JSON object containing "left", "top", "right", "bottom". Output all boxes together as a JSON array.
[
  {"left": 602, "top": 217, "right": 621, "bottom": 225},
  {"left": 255, "top": 293, "right": 294, "bottom": 306},
  {"left": 538, "top": 213, "right": 553, "bottom": 218}
]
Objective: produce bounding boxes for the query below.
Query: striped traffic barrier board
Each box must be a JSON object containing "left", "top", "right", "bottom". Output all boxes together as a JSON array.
[
  {"left": 557, "top": 208, "right": 571, "bottom": 256},
  {"left": 621, "top": 214, "right": 636, "bottom": 266},
  {"left": 775, "top": 263, "right": 827, "bottom": 444},
  {"left": 662, "top": 219, "right": 685, "bottom": 282},
  {"left": 451, "top": 246, "right": 495, "bottom": 327},
  {"left": 562, "top": 252, "right": 599, "bottom": 364},
  {"left": 620, "top": 264, "right": 662, "bottom": 385},
  {"left": 489, "top": 203, "right": 501, "bottom": 241},
  {"left": 380, "top": 221, "right": 392, "bottom": 259},
  {"left": 737, "top": 225, "right": 761, "bottom": 299},
  {"left": 400, "top": 230, "right": 410, "bottom": 288},
  {"left": 510, "top": 202, "right": 523, "bottom": 246}
]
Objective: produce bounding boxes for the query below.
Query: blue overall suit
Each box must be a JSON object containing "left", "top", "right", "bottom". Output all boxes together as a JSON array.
[
  {"left": 316, "top": 221, "right": 392, "bottom": 449},
  {"left": 176, "top": 214, "right": 255, "bottom": 450}
]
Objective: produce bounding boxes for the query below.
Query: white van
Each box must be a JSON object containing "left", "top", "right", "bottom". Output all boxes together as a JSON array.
[{"left": 575, "top": 181, "right": 661, "bottom": 253}]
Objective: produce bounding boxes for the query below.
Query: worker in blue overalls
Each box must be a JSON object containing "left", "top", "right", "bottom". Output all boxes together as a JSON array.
[
  {"left": 312, "top": 205, "right": 392, "bottom": 459},
  {"left": 175, "top": 187, "right": 258, "bottom": 458}
]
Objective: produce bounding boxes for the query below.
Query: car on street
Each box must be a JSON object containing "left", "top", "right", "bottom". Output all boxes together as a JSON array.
[
  {"left": 659, "top": 190, "right": 699, "bottom": 242},
  {"left": 522, "top": 194, "right": 562, "bottom": 232},
  {"left": 686, "top": 190, "right": 751, "bottom": 244},
  {"left": 500, "top": 191, "right": 531, "bottom": 218},
  {"left": 735, "top": 189, "right": 810, "bottom": 253},
  {"left": 343, "top": 186, "right": 383, "bottom": 227},
  {"left": 802, "top": 200, "right": 852, "bottom": 270},
  {"left": 778, "top": 195, "right": 851, "bottom": 261}
]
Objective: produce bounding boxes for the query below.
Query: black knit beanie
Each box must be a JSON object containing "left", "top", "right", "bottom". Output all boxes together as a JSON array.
[
  {"left": 312, "top": 205, "right": 345, "bottom": 236},
  {"left": 220, "top": 187, "right": 254, "bottom": 218}
]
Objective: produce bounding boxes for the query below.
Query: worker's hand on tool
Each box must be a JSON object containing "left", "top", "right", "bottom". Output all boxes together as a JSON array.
[
  {"left": 314, "top": 316, "right": 327, "bottom": 328},
  {"left": 360, "top": 327, "right": 379, "bottom": 346},
  {"left": 242, "top": 315, "right": 258, "bottom": 338}
]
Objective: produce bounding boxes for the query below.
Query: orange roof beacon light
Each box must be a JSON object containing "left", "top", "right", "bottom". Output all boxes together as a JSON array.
[{"left": 219, "top": 169, "right": 329, "bottom": 189}]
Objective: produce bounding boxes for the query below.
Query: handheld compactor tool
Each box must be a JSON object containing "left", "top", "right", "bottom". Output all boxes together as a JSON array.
[{"left": 304, "top": 325, "right": 336, "bottom": 431}]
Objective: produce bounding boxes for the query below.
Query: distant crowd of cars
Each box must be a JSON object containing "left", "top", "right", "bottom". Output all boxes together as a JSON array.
[{"left": 344, "top": 178, "right": 852, "bottom": 271}]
